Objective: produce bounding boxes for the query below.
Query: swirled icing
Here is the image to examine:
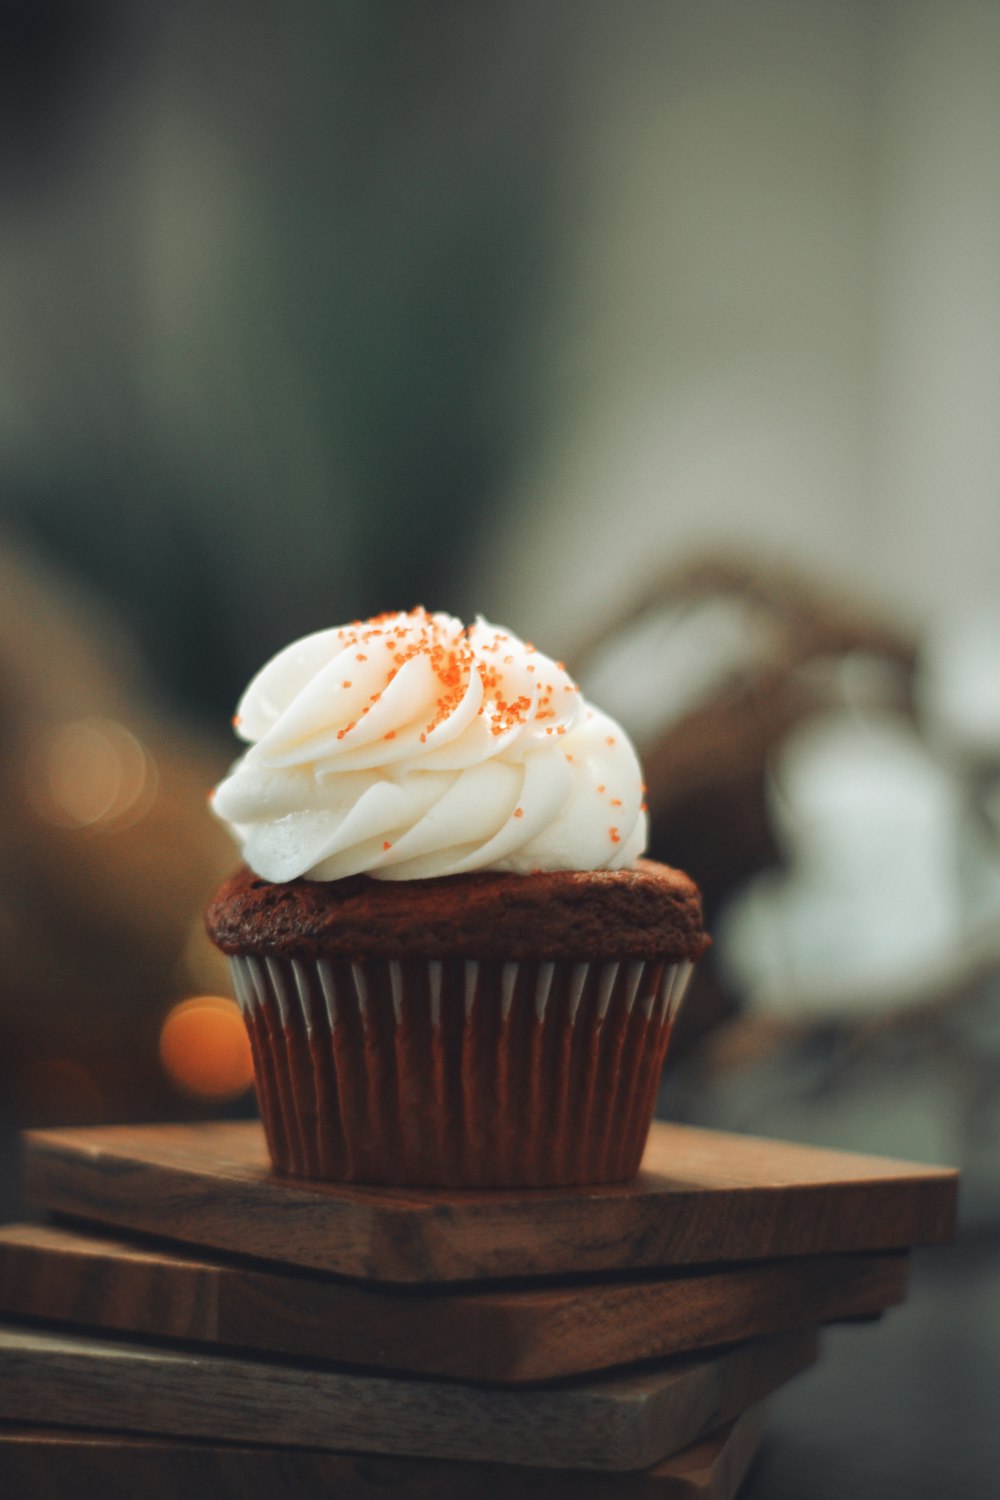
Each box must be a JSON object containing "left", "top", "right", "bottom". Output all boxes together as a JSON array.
[{"left": 211, "top": 608, "right": 647, "bottom": 881}]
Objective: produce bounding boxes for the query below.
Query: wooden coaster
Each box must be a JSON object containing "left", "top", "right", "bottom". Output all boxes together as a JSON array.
[
  {"left": 0, "top": 1221, "right": 906, "bottom": 1382},
  {"left": 0, "top": 1322, "right": 813, "bottom": 1471},
  {"left": 0, "top": 1402, "right": 768, "bottom": 1499},
  {"left": 21, "top": 1120, "right": 957, "bottom": 1283}
]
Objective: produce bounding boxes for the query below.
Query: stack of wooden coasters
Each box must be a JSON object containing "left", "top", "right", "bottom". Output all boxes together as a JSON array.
[{"left": 0, "top": 1121, "right": 957, "bottom": 1498}]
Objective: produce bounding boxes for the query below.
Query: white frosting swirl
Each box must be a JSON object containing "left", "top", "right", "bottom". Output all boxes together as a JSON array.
[{"left": 211, "top": 609, "right": 647, "bottom": 881}]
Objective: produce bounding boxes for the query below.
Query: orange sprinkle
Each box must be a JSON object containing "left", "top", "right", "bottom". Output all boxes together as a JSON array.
[
  {"left": 357, "top": 653, "right": 367, "bottom": 661},
  {"left": 597, "top": 785, "right": 605, "bottom": 794},
  {"left": 384, "top": 730, "right": 396, "bottom": 740},
  {"left": 231, "top": 715, "right": 242, "bottom": 728},
  {"left": 383, "top": 841, "right": 392, "bottom": 851},
  {"left": 611, "top": 797, "right": 622, "bottom": 807},
  {"left": 342, "top": 680, "right": 352, "bottom": 688},
  {"left": 606, "top": 736, "right": 616, "bottom": 746},
  {"left": 610, "top": 827, "right": 621, "bottom": 843},
  {"left": 565, "top": 753, "right": 573, "bottom": 762},
  {"left": 513, "top": 807, "right": 524, "bottom": 818}
]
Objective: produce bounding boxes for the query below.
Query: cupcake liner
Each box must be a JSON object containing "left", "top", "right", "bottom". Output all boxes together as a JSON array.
[{"left": 230, "top": 954, "right": 692, "bottom": 1187}]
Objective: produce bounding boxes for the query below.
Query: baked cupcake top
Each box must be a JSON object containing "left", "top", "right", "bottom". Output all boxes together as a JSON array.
[
  {"left": 207, "top": 607, "right": 710, "bottom": 961},
  {"left": 210, "top": 608, "right": 647, "bottom": 882},
  {"left": 205, "top": 858, "right": 709, "bottom": 963}
]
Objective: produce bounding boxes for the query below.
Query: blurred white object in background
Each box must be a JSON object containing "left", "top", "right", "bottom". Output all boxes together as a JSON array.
[
  {"left": 581, "top": 596, "right": 781, "bottom": 745},
  {"left": 916, "top": 607, "right": 1000, "bottom": 766},
  {"left": 719, "top": 710, "right": 964, "bottom": 1017},
  {"left": 916, "top": 609, "right": 1000, "bottom": 928}
]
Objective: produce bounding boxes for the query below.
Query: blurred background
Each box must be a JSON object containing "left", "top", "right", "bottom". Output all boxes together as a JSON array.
[
  {"left": 2, "top": 0, "right": 1000, "bottom": 1239},
  {"left": 3, "top": 5, "right": 1000, "bottom": 1488}
]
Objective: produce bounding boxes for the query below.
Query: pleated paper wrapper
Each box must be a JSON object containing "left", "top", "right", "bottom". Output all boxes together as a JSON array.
[{"left": 230, "top": 953, "right": 693, "bottom": 1187}]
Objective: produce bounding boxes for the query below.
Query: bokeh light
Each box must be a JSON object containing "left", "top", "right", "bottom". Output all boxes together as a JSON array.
[
  {"left": 25, "top": 716, "right": 158, "bottom": 831},
  {"left": 158, "top": 995, "right": 254, "bottom": 1102}
]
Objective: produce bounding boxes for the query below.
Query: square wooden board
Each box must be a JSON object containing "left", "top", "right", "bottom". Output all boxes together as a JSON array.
[
  {"left": 22, "top": 1119, "right": 957, "bottom": 1282},
  {"left": 0, "top": 1221, "right": 906, "bottom": 1383},
  {"left": 0, "top": 1322, "right": 814, "bottom": 1471},
  {"left": 0, "top": 1401, "right": 769, "bottom": 1499}
]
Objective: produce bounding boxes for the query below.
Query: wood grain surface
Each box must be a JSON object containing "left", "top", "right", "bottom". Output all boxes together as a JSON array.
[
  {"left": 0, "top": 1402, "right": 768, "bottom": 1499},
  {"left": 0, "top": 1322, "right": 814, "bottom": 1470},
  {"left": 20, "top": 1120, "right": 957, "bottom": 1282},
  {"left": 0, "top": 1221, "right": 906, "bottom": 1382}
]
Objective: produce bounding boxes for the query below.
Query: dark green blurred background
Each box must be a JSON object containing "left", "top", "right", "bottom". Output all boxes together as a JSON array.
[
  {"left": 4, "top": 0, "right": 999, "bottom": 728},
  {"left": 0, "top": 0, "right": 573, "bottom": 720}
]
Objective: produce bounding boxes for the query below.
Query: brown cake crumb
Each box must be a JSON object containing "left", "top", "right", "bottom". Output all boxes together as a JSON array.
[{"left": 205, "top": 859, "right": 710, "bottom": 964}]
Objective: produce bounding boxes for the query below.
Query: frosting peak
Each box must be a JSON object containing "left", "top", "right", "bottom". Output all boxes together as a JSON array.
[{"left": 212, "top": 608, "right": 647, "bottom": 881}]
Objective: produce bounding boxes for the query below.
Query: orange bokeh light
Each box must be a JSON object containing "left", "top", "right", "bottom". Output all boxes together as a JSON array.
[{"left": 158, "top": 996, "right": 254, "bottom": 1101}]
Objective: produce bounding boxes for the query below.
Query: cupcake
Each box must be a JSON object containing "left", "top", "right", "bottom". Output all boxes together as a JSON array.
[{"left": 205, "top": 608, "right": 709, "bottom": 1186}]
